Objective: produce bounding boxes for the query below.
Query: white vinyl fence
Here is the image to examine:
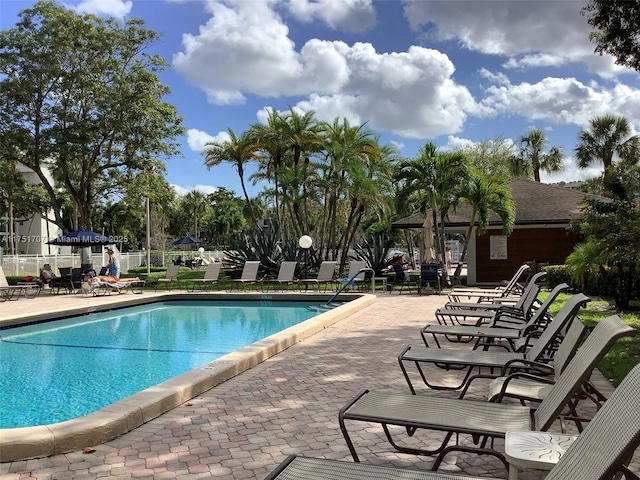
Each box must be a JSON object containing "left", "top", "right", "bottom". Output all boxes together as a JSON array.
[{"left": 1, "top": 250, "right": 225, "bottom": 277}]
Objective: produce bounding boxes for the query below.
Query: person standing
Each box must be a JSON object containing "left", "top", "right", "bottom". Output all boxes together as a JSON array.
[{"left": 106, "top": 248, "right": 120, "bottom": 279}]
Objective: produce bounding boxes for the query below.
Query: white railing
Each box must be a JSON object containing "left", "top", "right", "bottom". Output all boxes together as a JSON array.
[{"left": 1, "top": 251, "right": 225, "bottom": 277}]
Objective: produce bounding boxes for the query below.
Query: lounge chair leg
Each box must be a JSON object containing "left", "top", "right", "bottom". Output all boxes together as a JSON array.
[
  {"left": 431, "top": 444, "right": 509, "bottom": 473},
  {"left": 339, "top": 391, "right": 368, "bottom": 462}
]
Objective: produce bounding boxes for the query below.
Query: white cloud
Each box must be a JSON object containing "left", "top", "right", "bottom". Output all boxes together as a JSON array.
[
  {"left": 442, "top": 135, "right": 476, "bottom": 151},
  {"left": 71, "top": 0, "right": 132, "bottom": 18},
  {"left": 171, "top": 184, "right": 218, "bottom": 196},
  {"left": 541, "top": 157, "right": 602, "bottom": 184},
  {"left": 186, "top": 128, "right": 231, "bottom": 153},
  {"left": 287, "top": 0, "right": 376, "bottom": 32},
  {"left": 402, "top": 0, "right": 628, "bottom": 77},
  {"left": 503, "top": 54, "right": 566, "bottom": 70},
  {"left": 481, "top": 76, "right": 640, "bottom": 127},
  {"left": 174, "top": 0, "right": 483, "bottom": 138}
]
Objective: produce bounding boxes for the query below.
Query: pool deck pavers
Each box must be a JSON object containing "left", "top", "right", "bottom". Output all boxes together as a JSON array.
[{"left": 1, "top": 289, "right": 638, "bottom": 479}]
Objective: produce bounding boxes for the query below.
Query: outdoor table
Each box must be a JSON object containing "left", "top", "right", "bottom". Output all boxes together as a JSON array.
[
  {"left": 371, "top": 276, "right": 389, "bottom": 293},
  {"left": 504, "top": 430, "right": 576, "bottom": 480}
]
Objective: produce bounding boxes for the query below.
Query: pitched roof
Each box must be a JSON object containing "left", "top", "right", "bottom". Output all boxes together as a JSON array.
[{"left": 392, "top": 179, "right": 603, "bottom": 229}]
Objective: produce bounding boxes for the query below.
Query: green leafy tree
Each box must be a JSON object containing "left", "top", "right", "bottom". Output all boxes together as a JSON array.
[
  {"left": 568, "top": 164, "right": 640, "bottom": 309},
  {"left": 575, "top": 115, "right": 640, "bottom": 173},
  {"left": 200, "top": 188, "right": 247, "bottom": 246},
  {"left": 582, "top": 0, "right": 640, "bottom": 71},
  {"left": 514, "top": 127, "right": 565, "bottom": 182},
  {"left": 454, "top": 136, "right": 515, "bottom": 179},
  {"left": 0, "top": 1, "right": 183, "bottom": 231}
]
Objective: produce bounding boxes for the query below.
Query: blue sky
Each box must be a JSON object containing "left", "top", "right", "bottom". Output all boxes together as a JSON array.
[{"left": 2, "top": 0, "right": 640, "bottom": 198}]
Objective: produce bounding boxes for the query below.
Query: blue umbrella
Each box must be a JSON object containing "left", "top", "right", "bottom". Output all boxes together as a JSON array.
[
  {"left": 172, "top": 235, "right": 203, "bottom": 246},
  {"left": 47, "top": 229, "right": 115, "bottom": 246}
]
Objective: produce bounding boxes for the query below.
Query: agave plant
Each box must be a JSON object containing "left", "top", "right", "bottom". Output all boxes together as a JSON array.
[
  {"left": 354, "top": 231, "right": 393, "bottom": 276},
  {"left": 223, "top": 223, "right": 303, "bottom": 278},
  {"left": 224, "top": 225, "right": 284, "bottom": 277}
]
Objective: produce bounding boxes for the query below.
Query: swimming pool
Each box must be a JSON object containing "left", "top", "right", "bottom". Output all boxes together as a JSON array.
[
  {"left": 1, "top": 300, "right": 336, "bottom": 428},
  {"left": 0, "top": 293, "right": 376, "bottom": 462}
]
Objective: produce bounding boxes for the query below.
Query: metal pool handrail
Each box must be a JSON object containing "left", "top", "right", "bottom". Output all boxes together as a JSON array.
[{"left": 327, "top": 267, "right": 375, "bottom": 305}]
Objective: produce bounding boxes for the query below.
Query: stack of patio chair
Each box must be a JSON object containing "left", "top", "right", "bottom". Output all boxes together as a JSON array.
[{"left": 418, "top": 263, "right": 443, "bottom": 295}]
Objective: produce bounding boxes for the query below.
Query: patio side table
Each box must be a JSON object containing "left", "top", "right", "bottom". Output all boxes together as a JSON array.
[
  {"left": 504, "top": 430, "right": 576, "bottom": 480},
  {"left": 371, "top": 276, "right": 389, "bottom": 293}
]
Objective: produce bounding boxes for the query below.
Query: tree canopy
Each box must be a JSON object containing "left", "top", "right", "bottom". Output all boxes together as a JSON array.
[
  {"left": 582, "top": 0, "right": 640, "bottom": 72},
  {"left": 0, "top": 0, "right": 184, "bottom": 232}
]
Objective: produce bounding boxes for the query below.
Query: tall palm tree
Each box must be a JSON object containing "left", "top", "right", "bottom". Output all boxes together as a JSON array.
[
  {"left": 515, "top": 127, "right": 564, "bottom": 182},
  {"left": 320, "top": 118, "right": 386, "bottom": 265},
  {"left": 575, "top": 114, "right": 640, "bottom": 173},
  {"left": 459, "top": 174, "right": 515, "bottom": 263},
  {"left": 182, "top": 190, "right": 208, "bottom": 239},
  {"left": 395, "top": 143, "right": 470, "bottom": 264},
  {"left": 249, "top": 108, "right": 323, "bottom": 232},
  {"left": 203, "top": 128, "right": 260, "bottom": 223}
]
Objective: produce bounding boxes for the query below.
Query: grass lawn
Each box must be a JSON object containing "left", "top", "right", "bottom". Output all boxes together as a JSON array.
[{"left": 540, "top": 291, "right": 640, "bottom": 386}]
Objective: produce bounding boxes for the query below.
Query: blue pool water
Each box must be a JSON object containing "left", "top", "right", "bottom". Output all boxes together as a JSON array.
[{"left": 0, "top": 300, "right": 334, "bottom": 428}]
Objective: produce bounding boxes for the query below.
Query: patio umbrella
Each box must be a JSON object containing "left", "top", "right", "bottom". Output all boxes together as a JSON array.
[
  {"left": 47, "top": 229, "right": 114, "bottom": 267},
  {"left": 422, "top": 216, "right": 436, "bottom": 263},
  {"left": 172, "top": 235, "right": 203, "bottom": 246}
]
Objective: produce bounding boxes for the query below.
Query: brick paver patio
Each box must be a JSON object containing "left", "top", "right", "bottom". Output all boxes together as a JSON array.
[{"left": 0, "top": 291, "right": 636, "bottom": 479}]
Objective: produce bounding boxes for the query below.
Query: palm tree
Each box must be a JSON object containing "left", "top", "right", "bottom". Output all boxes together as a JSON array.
[
  {"left": 320, "top": 118, "right": 388, "bottom": 265},
  {"left": 203, "top": 128, "right": 260, "bottom": 223},
  {"left": 249, "top": 108, "right": 324, "bottom": 232},
  {"left": 458, "top": 174, "right": 515, "bottom": 263},
  {"left": 182, "top": 190, "right": 208, "bottom": 239},
  {"left": 575, "top": 114, "right": 640, "bottom": 173},
  {"left": 515, "top": 127, "right": 564, "bottom": 182},
  {"left": 395, "top": 143, "right": 470, "bottom": 264}
]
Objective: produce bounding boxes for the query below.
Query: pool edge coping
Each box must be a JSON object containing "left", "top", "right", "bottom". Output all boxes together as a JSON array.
[{"left": 0, "top": 292, "right": 376, "bottom": 462}]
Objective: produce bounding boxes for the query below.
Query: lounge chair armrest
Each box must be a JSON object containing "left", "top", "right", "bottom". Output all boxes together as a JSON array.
[
  {"left": 499, "top": 358, "right": 554, "bottom": 376},
  {"left": 457, "top": 372, "right": 502, "bottom": 399},
  {"left": 493, "top": 371, "right": 557, "bottom": 402}
]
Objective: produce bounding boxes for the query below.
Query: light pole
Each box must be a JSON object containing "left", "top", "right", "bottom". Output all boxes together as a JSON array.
[
  {"left": 146, "top": 196, "right": 151, "bottom": 275},
  {"left": 298, "top": 235, "right": 312, "bottom": 279}
]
